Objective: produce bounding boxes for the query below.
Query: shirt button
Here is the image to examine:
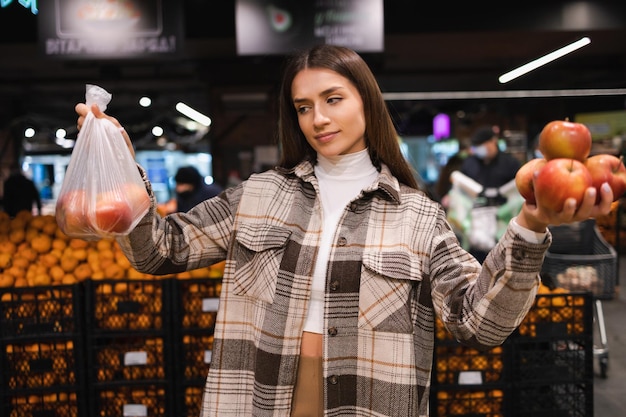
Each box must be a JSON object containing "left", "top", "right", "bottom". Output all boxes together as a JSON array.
[
  {"left": 328, "top": 375, "right": 338, "bottom": 385},
  {"left": 512, "top": 248, "right": 525, "bottom": 260},
  {"left": 349, "top": 202, "right": 358, "bottom": 211},
  {"left": 330, "top": 280, "right": 339, "bottom": 291},
  {"left": 337, "top": 237, "right": 347, "bottom": 246},
  {"left": 328, "top": 327, "right": 338, "bottom": 336}
]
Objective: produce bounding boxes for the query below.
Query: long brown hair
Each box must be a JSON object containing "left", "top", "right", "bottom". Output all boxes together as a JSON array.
[{"left": 276, "top": 44, "right": 419, "bottom": 190}]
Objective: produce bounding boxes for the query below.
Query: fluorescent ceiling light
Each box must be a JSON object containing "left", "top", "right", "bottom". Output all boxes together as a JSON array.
[
  {"left": 382, "top": 87, "right": 626, "bottom": 101},
  {"left": 498, "top": 37, "right": 591, "bottom": 84},
  {"left": 175, "top": 102, "right": 212, "bottom": 127}
]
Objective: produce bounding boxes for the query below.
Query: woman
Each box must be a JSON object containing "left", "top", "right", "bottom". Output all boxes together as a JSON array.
[{"left": 75, "top": 44, "right": 612, "bottom": 417}]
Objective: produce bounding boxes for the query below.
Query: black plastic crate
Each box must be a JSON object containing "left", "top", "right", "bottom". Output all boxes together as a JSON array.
[
  {"left": 171, "top": 278, "right": 219, "bottom": 415},
  {"left": 511, "top": 339, "right": 592, "bottom": 384},
  {"left": 84, "top": 279, "right": 172, "bottom": 335},
  {"left": 516, "top": 292, "right": 593, "bottom": 340},
  {"left": 509, "top": 381, "right": 593, "bottom": 417},
  {"left": 173, "top": 278, "right": 221, "bottom": 331},
  {"left": 88, "top": 336, "right": 170, "bottom": 384},
  {"left": 2, "top": 340, "right": 84, "bottom": 390},
  {"left": 431, "top": 292, "right": 594, "bottom": 417},
  {"left": 176, "top": 385, "right": 204, "bottom": 417},
  {"left": 90, "top": 383, "right": 173, "bottom": 417},
  {"left": 433, "top": 343, "right": 506, "bottom": 386},
  {"left": 430, "top": 386, "right": 507, "bottom": 417},
  {"left": 178, "top": 333, "right": 214, "bottom": 383},
  {"left": 1, "top": 388, "right": 85, "bottom": 417},
  {"left": 0, "top": 284, "right": 82, "bottom": 339}
]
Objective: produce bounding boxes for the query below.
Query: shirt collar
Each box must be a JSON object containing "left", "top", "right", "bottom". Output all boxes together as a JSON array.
[{"left": 277, "top": 160, "right": 402, "bottom": 204}]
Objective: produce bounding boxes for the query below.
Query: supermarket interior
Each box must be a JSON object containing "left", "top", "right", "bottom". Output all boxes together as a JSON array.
[{"left": 1, "top": 1, "right": 626, "bottom": 417}]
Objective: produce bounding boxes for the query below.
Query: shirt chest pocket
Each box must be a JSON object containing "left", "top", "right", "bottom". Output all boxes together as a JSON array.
[
  {"left": 359, "top": 251, "right": 423, "bottom": 334},
  {"left": 232, "top": 223, "right": 292, "bottom": 304}
]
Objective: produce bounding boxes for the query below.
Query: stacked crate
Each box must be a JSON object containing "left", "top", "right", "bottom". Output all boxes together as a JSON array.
[
  {"left": 431, "top": 318, "right": 508, "bottom": 417},
  {"left": 510, "top": 292, "right": 594, "bottom": 417},
  {"left": 0, "top": 284, "right": 87, "bottom": 417},
  {"left": 171, "top": 278, "right": 222, "bottom": 417},
  {"left": 430, "top": 291, "right": 594, "bottom": 417},
  {"left": 84, "top": 279, "right": 175, "bottom": 417}
]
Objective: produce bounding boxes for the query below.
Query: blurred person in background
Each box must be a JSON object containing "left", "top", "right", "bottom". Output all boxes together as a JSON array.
[
  {"left": 174, "top": 166, "right": 223, "bottom": 212},
  {"left": 2, "top": 165, "right": 42, "bottom": 217},
  {"left": 457, "top": 125, "right": 522, "bottom": 262},
  {"left": 460, "top": 125, "right": 520, "bottom": 189},
  {"left": 158, "top": 166, "right": 223, "bottom": 215}
]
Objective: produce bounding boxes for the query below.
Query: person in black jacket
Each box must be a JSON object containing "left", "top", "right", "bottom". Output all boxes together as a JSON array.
[
  {"left": 459, "top": 125, "right": 521, "bottom": 261},
  {"left": 3, "top": 166, "right": 42, "bottom": 217},
  {"left": 460, "top": 126, "right": 520, "bottom": 189},
  {"left": 173, "top": 166, "right": 223, "bottom": 213}
]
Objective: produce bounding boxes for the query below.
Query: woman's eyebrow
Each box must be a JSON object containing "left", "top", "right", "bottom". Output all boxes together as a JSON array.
[{"left": 293, "top": 86, "right": 343, "bottom": 104}]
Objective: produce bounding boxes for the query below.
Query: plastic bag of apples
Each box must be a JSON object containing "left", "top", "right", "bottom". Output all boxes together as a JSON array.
[{"left": 55, "top": 84, "right": 150, "bottom": 240}]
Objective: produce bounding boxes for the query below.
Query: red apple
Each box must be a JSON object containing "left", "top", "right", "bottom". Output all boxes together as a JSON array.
[
  {"left": 56, "top": 189, "right": 91, "bottom": 236},
  {"left": 94, "top": 191, "right": 133, "bottom": 234},
  {"left": 538, "top": 119, "right": 592, "bottom": 162},
  {"left": 515, "top": 157, "right": 547, "bottom": 204},
  {"left": 121, "top": 182, "right": 151, "bottom": 216},
  {"left": 584, "top": 153, "right": 626, "bottom": 203},
  {"left": 534, "top": 158, "right": 592, "bottom": 212}
]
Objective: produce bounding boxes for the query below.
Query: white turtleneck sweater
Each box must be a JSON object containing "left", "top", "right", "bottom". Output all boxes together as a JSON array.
[{"left": 303, "top": 149, "right": 379, "bottom": 334}]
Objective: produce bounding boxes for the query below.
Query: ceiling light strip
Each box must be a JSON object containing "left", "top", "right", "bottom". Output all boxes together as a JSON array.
[
  {"left": 498, "top": 37, "right": 591, "bottom": 84},
  {"left": 175, "top": 102, "right": 212, "bottom": 126},
  {"left": 382, "top": 88, "right": 626, "bottom": 101}
]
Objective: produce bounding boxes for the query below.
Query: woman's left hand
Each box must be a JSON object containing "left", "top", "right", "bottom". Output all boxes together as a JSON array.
[{"left": 516, "top": 183, "right": 614, "bottom": 233}]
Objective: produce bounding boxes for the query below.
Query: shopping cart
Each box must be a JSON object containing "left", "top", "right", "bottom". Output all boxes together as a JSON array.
[{"left": 540, "top": 218, "right": 616, "bottom": 378}]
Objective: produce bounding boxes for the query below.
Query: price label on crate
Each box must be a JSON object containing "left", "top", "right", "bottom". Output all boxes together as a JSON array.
[
  {"left": 458, "top": 370, "right": 483, "bottom": 385},
  {"left": 124, "top": 351, "right": 148, "bottom": 366},
  {"left": 202, "top": 297, "right": 220, "bottom": 312},
  {"left": 123, "top": 404, "right": 148, "bottom": 417}
]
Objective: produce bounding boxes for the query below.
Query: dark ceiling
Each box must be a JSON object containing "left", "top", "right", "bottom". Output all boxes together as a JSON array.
[{"left": 1, "top": 1, "right": 625, "bottom": 154}]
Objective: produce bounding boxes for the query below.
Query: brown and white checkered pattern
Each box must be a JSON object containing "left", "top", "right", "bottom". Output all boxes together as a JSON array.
[{"left": 117, "top": 160, "right": 550, "bottom": 417}]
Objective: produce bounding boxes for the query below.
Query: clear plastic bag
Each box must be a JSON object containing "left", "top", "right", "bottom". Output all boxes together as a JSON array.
[{"left": 56, "top": 84, "right": 150, "bottom": 240}]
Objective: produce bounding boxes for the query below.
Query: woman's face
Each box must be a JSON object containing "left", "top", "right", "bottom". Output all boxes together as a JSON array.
[{"left": 291, "top": 68, "right": 366, "bottom": 158}]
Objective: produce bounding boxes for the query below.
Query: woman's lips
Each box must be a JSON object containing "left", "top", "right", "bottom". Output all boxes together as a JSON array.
[{"left": 315, "top": 132, "right": 337, "bottom": 143}]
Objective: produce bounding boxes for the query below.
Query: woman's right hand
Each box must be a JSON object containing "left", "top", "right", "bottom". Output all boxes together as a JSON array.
[{"left": 75, "top": 103, "right": 135, "bottom": 158}]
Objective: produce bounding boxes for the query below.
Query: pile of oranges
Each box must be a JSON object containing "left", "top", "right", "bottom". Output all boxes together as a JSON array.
[{"left": 0, "top": 210, "right": 224, "bottom": 289}]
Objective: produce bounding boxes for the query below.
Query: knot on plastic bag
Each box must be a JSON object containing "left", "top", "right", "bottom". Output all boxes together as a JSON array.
[{"left": 85, "top": 84, "right": 112, "bottom": 112}]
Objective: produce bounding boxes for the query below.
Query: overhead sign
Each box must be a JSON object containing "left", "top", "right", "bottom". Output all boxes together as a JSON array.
[
  {"left": 38, "top": 0, "right": 183, "bottom": 59},
  {"left": 236, "top": 0, "right": 384, "bottom": 55}
]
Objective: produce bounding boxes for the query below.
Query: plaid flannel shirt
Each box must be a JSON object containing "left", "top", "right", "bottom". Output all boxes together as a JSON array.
[{"left": 117, "top": 160, "right": 550, "bottom": 417}]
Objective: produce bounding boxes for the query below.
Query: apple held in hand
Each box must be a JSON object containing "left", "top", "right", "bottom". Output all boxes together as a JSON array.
[
  {"left": 515, "top": 157, "right": 547, "bottom": 205},
  {"left": 538, "top": 119, "right": 592, "bottom": 162},
  {"left": 585, "top": 153, "right": 626, "bottom": 203},
  {"left": 534, "top": 158, "right": 592, "bottom": 212},
  {"left": 94, "top": 190, "right": 133, "bottom": 234}
]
